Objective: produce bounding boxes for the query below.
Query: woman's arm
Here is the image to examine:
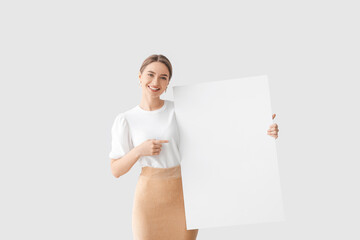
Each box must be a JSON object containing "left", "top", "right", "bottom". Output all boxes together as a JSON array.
[
  {"left": 110, "top": 139, "right": 168, "bottom": 178},
  {"left": 110, "top": 147, "right": 141, "bottom": 178}
]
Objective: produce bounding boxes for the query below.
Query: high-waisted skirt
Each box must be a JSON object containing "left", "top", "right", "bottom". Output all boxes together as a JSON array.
[{"left": 132, "top": 164, "right": 199, "bottom": 240}]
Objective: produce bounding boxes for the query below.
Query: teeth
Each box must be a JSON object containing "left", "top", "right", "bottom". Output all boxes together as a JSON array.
[{"left": 149, "top": 86, "right": 160, "bottom": 90}]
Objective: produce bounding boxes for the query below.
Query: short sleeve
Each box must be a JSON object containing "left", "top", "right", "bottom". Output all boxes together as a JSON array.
[{"left": 109, "top": 113, "right": 134, "bottom": 159}]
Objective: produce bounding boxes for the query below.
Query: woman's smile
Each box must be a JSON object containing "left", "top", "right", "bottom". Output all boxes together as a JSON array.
[{"left": 148, "top": 85, "right": 160, "bottom": 92}]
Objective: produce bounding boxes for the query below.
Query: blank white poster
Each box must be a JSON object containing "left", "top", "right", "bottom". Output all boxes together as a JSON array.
[{"left": 172, "top": 75, "right": 286, "bottom": 230}]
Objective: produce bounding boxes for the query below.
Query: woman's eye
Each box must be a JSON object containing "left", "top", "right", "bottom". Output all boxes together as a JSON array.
[{"left": 147, "top": 73, "right": 166, "bottom": 80}]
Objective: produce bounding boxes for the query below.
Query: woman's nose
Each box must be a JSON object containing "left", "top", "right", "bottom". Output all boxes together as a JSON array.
[{"left": 152, "top": 78, "right": 161, "bottom": 84}]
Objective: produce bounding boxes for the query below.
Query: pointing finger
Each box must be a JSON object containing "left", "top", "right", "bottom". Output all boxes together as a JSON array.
[{"left": 154, "top": 140, "right": 169, "bottom": 144}]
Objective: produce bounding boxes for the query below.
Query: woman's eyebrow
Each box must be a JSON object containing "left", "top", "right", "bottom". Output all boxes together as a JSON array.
[{"left": 147, "top": 70, "right": 168, "bottom": 77}]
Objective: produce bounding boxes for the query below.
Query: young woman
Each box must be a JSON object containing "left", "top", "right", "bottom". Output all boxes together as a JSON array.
[{"left": 109, "top": 54, "right": 279, "bottom": 240}]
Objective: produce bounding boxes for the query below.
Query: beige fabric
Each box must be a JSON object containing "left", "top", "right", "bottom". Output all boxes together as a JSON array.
[{"left": 132, "top": 165, "right": 199, "bottom": 240}]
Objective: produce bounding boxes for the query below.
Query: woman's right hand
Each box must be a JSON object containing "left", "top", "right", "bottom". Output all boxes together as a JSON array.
[{"left": 135, "top": 139, "right": 169, "bottom": 157}]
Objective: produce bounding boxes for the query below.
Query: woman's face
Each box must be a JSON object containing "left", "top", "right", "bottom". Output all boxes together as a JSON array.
[{"left": 139, "top": 62, "right": 170, "bottom": 97}]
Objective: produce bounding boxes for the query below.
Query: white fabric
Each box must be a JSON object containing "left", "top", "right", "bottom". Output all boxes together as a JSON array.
[{"left": 109, "top": 99, "right": 181, "bottom": 168}]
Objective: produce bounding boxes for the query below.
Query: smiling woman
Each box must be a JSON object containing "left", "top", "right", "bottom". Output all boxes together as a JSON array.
[
  {"left": 110, "top": 54, "right": 279, "bottom": 239},
  {"left": 138, "top": 58, "right": 172, "bottom": 101},
  {"left": 109, "top": 54, "right": 199, "bottom": 240}
]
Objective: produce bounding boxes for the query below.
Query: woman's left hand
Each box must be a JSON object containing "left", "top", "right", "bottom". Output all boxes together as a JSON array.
[{"left": 267, "top": 114, "right": 279, "bottom": 139}]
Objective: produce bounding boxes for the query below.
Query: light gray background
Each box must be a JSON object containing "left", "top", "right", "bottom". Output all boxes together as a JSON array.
[{"left": 0, "top": 0, "right": 359, "bottom": 239}]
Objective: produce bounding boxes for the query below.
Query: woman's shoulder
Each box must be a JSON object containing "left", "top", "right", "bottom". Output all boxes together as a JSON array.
[
  {"left": 112, "top": 112, "right": 128, "bottom": 127},
  {"left": 113, "top": 103, "right": 139, "bottom": 119}
]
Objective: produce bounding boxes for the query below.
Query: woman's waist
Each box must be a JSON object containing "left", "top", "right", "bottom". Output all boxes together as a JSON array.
[{"left": 140, "top": 164, "right": 181, "bottom": 179}]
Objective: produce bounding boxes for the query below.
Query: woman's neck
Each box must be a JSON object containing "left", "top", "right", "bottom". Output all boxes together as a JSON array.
[{"left": 139, "top": 98, "right": 165, "bottom": 111}]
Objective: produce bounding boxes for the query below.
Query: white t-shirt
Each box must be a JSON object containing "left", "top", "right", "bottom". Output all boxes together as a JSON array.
[{"left": 109, "top": 99, "right": 181, "bottom": 168}]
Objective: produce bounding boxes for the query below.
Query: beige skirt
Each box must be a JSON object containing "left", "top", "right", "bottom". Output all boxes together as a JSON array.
[{"left": 132, "top": 165, "right": 199, "bottom": 240}]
